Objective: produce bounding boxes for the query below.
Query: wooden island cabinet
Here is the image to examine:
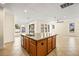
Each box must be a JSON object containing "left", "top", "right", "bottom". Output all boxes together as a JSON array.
[
  {"left": 29, "top": 39, "right": 37, "bottom": 56},
  {"left": 48, "top": 37, "right": 52, "bottom": 53},
  {"left": 37, "top": 39, "right": 47, "bottom": 56},
  {"left": 21, "top": 34, "right": 56, "bottom": 56}
]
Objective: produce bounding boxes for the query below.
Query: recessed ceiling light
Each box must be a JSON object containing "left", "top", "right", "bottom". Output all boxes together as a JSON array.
[{"left": 24, "top": 10, "right": 27, "bottom": 13}]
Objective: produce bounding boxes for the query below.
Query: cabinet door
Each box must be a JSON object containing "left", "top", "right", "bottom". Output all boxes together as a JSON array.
[
  {"left": 48, "top": 37, "right": 52, "bottom": 53},
  {"left": 26, "top": 37, "right": 30, "bottom": 53},
  {"left": 37, "top": 39, "right": 47, "bottom": 56},
  {"left": 53, "top": 35, "right": 56, "bottom": 49},
  {"left": 23, "top": 36, "right": 26, "bottom": 49},
  {"left": 30, "top": 43, "right": 36, "bottom": 56},
  {"left": 51, "top": 36, "right": 53, "bottom": 49}
]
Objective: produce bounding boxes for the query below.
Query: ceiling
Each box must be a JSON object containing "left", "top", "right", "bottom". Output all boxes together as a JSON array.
[{"left": 1, "top": 3, "right": 79, "bottom": 24}]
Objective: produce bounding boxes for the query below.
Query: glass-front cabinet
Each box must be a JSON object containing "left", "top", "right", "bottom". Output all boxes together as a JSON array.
[
  {"left": 41, "top": 24, "right": 50, "bottom": 33},
  {"left": 29, "top": 24, "right": 35, "bottom": 36}
]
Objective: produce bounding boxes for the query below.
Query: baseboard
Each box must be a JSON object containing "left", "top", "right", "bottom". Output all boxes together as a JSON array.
[{"left": 4, "top": 41, "right": 14, "bottom": 45}]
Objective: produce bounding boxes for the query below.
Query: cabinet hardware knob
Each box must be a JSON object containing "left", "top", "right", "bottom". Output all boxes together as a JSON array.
[{"left": 41, "top": 43, "right": 44, "bottom": 45}]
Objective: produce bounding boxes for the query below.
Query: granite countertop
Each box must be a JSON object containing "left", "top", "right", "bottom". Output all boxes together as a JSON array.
[{"left": 21, "top": 33, "right": 57, "bottom": 40}]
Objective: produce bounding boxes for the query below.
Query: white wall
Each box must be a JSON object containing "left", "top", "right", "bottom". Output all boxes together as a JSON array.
[
  {"left": 0, "top": 6, "right": 3, "bottom": 49},
  {"left": 49, "top": 19, "right": 79, "bottom": 37},
  {"left": 63, "top": 19, "right": 79, "bottom": 36},
  {"left": 3, "top": 8, "right": 14, "bottom": 44}
]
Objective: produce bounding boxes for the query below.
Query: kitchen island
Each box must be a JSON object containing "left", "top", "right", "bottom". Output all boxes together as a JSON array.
[{"left": 21, "top": 33, "right": 56, "bottom": 56}]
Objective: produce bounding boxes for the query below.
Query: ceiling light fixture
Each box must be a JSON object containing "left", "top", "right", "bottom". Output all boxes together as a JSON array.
[{"left": 24, "top": 10, "right": 27, "bottom": 13}]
